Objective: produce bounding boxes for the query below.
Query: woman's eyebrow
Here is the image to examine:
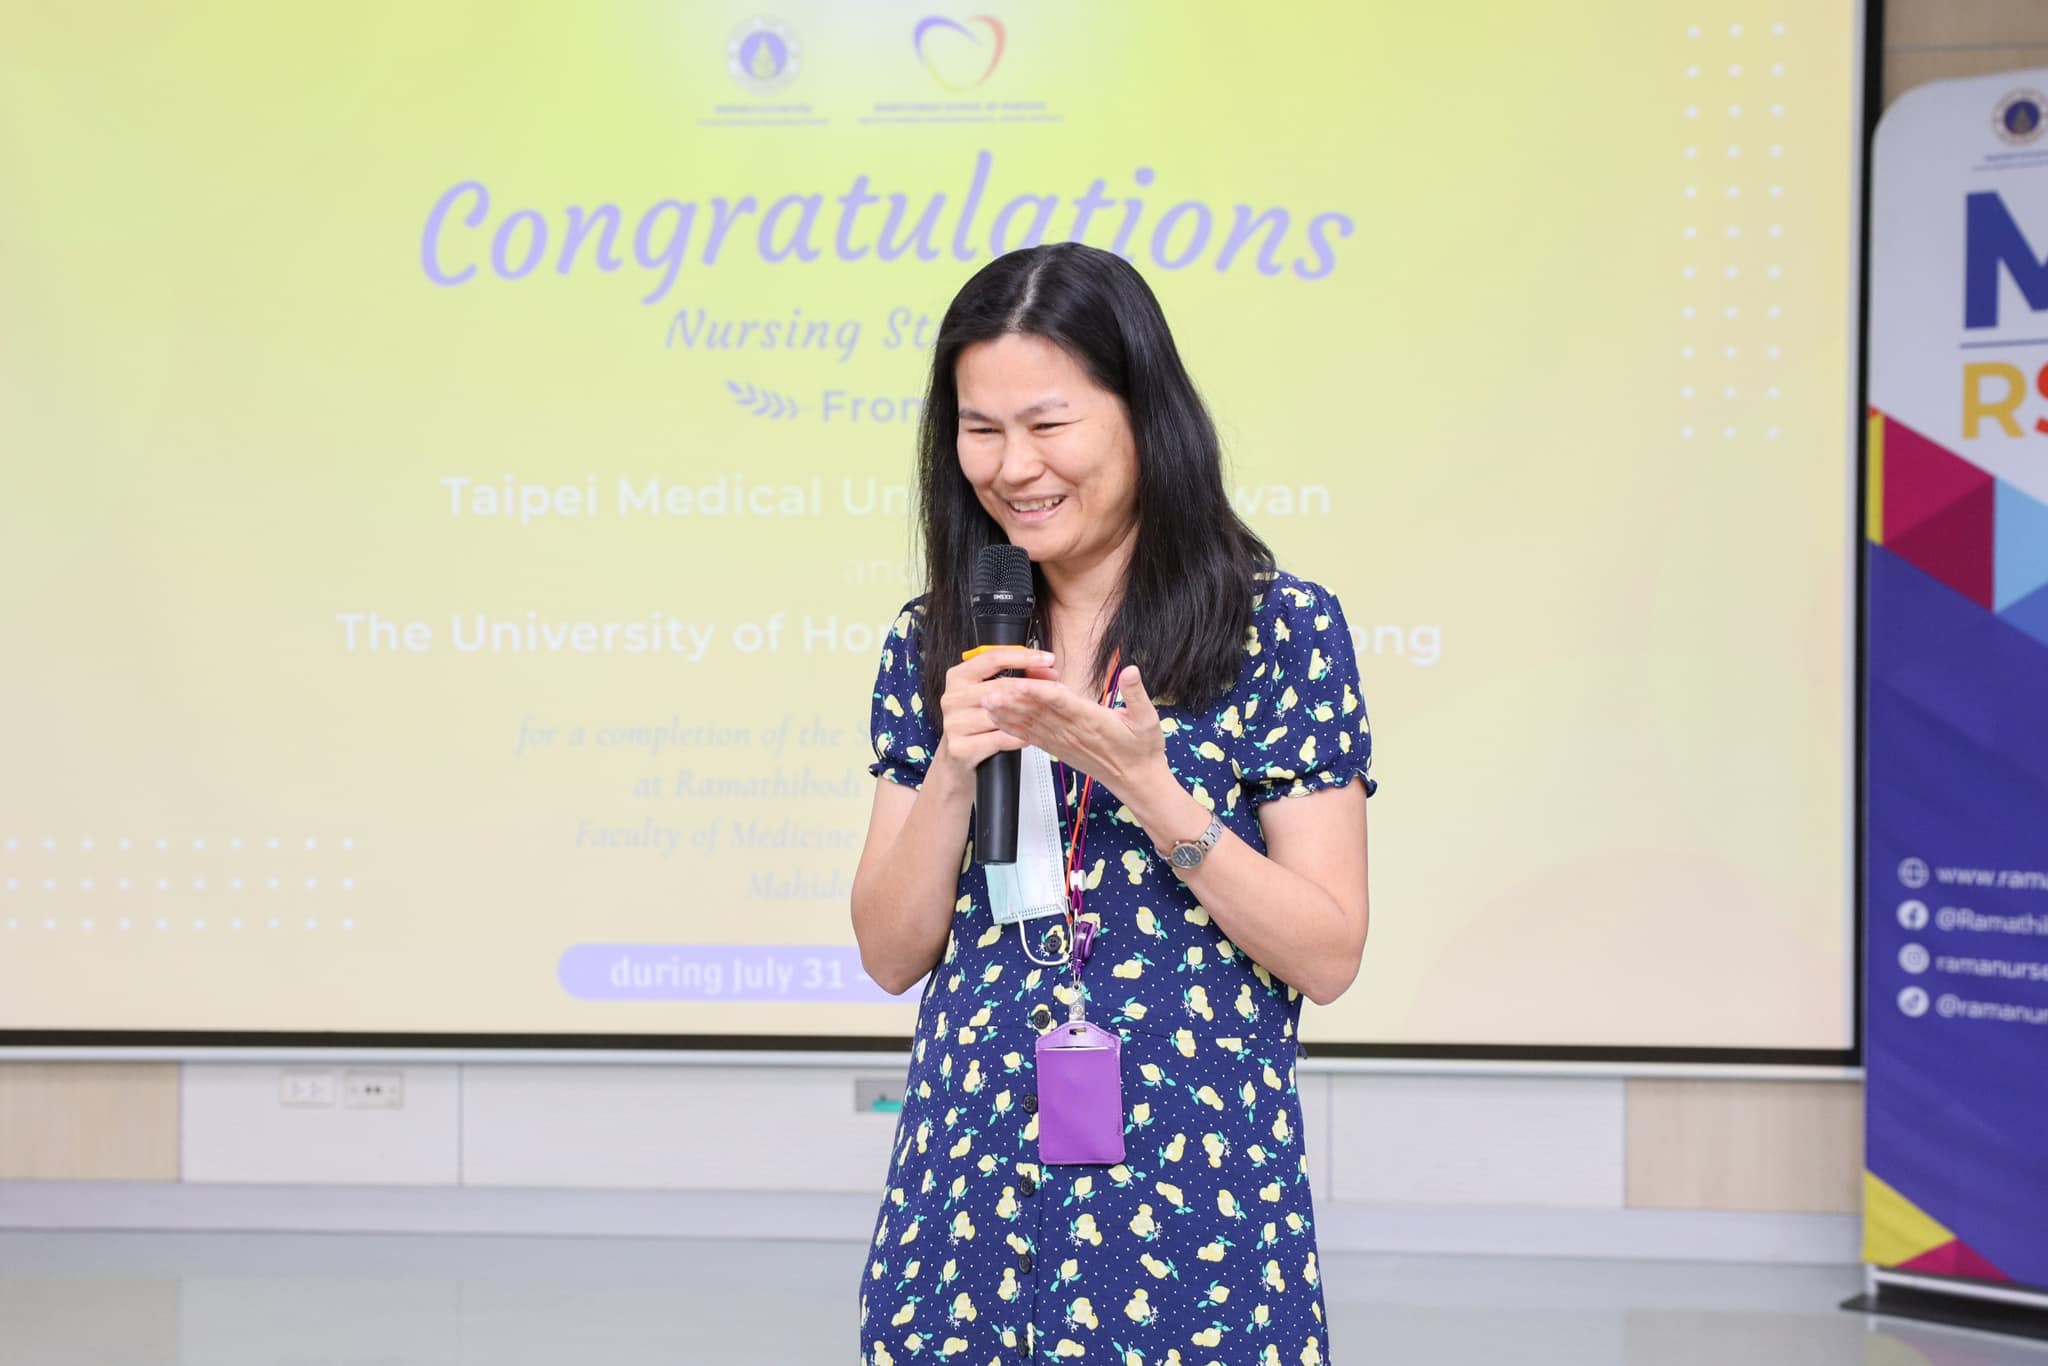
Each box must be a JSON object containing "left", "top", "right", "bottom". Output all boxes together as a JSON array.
[{"left": 957, "top": 398, "right": 1070, "bottom": 423}]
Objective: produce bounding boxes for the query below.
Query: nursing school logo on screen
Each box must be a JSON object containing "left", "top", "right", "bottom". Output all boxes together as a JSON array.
[
  {"left": 1994, "top": 89, "right": 2046, "bottom": 144},
  {"left": 727, "top": 17, "right": 801, "bottom": 94},
  {"left": 914, "top": 14, "right": 1006, "bottom": 89}
]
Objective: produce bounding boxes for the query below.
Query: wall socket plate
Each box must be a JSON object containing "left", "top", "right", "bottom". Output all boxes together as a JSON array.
[
  {"left": 279, "top": 1069, "right": 337, "bottom": 1107},
  {"left": 343, "top": 1069, "right": 404, "bottom": 1109}
]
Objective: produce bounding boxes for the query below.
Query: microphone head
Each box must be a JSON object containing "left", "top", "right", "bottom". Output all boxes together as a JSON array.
[{"left": 972, "top": 544, "right": 1034, "bottom": 622}]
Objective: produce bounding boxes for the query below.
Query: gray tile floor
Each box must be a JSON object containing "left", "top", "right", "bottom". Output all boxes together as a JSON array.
[{"left": 0, "top": 1231, "right": 2043, "bottom": 1365}]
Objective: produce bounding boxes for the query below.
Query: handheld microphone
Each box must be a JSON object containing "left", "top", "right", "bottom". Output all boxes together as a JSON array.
[{"left": 971, "top": 543, "right": 1034, "bottom": 865}]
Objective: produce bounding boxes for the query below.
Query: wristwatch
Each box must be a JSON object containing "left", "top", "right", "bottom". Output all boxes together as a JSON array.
[{"left": 1158, "top": 815, "right": 1224, "bottom": 872}]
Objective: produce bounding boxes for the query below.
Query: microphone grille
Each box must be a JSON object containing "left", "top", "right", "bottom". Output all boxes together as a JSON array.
[{"left": 972, "top": 543, "right": 1034, "bottom": 600}]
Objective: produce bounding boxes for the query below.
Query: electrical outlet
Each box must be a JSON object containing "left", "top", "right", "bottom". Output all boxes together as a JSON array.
[
  {"left": 342, "top": 1069, "right": 404, "bottom": 1109},
  {"left": 279, "top": 1070, "right": 337, "bottom": 1108}
]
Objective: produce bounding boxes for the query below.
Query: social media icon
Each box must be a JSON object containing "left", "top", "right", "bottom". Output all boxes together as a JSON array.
[
  {"left": 1897, "top": 900, "right": 1929, "bottom": 931},
  {"left": 1899, "top": 943, "right": 1930, "bottom": 974},
  {"left": 1897, "top": 986, "right": 1930, "bottom": 1018},
  {"left": 1898, "top": 858, "right": 1930, "bottom": 889}
]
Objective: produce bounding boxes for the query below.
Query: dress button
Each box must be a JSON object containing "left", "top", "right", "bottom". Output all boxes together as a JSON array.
[
  {"left": 1030, "top": 1004, "right": 1053, "bottom": 1031},
  {"left": 1021, "top": 1092, "right": 1038, "bottom": 1114},
  {"left": 1018, "top": 1173, "right": 1037, "bottom": 1196},
  {"left": 1018, "top": 1252, "right": 1034, "bottom": 1274}
]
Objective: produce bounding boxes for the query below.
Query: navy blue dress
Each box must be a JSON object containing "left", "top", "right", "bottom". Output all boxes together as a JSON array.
[{"left": 858, "top": 568, "right": 1376, "bottom": 1366}]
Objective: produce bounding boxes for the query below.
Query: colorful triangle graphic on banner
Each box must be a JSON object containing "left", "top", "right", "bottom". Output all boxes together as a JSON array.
[
  {"left": 1902, "top": 1238, "right": 2014, "bottom": 1282},
  {"left": 1863, "top": 1173, "right": 2015, "bottom": 1283},
  {"left": 1881, "top": 413, "right": 1994, "bottom": 545},
  {"left": 2002, "top": 575, "right": 2048, "bottom": 650},
  {"left": 1995, "top": 480, "right": 2048, "bottom": 611},
  {"left": 1863, "top": 1172, "right": 1955, "bottom": 1267},
  {"left": 1889, "top": 480, "right": 1996, "bottom": 607}
]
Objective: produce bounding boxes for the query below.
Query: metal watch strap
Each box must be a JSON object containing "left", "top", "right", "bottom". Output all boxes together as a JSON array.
[{"left": 1165, "top": 815, "right": 1224, "bottom": 870}]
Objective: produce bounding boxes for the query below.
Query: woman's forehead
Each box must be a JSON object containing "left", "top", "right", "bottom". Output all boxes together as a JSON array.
[{"left": 956, "top": 338, "right": 1112, "bottom": 417}]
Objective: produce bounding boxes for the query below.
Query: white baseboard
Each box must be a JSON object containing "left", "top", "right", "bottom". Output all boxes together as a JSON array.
[
  {"left": 0, "top": 1181, "right": 879, "bottom": 1242},
  {"left": 1315, "top": 1200, "right": 1859, "bottom": 1264},
  {"left": 0, "top": 1181, "right": 1858, "bottom": 1265}
]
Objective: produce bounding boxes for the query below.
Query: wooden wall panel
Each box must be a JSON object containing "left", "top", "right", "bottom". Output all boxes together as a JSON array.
[
  {"left": 1884, "top": 0, "right": 2048, "bottom": 108},
  {"left": 1625, "top": 1079, "right": 1862, "bottom": 1214},
  {"left": 0, "top": 1064, "right": 180, "bottom": 1181},
  {"left": 1887, "top": 0, "right": 2048, "bottom": 53},
  {"left": 1884, "top": 47, "right": 2048, "bottom": 108}
]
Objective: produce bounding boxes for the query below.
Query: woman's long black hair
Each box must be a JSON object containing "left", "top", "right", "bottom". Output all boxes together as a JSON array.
[{"left": 914, "top": 241, "right": 1273, "bottom": 716}]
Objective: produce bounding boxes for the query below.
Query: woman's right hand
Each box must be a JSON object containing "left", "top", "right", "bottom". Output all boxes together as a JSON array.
[{"left": 930, "top": 645, "right": 1058, "bottom": 788}]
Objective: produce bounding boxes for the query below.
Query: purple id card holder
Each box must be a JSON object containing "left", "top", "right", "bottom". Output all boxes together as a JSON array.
[{"left": 1034, "top": 1018, "right": 1126, "bottom": 1165}]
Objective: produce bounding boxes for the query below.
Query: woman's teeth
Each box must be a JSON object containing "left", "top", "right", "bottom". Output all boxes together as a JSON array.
[{"left": 1009, "top": 497, "right": 1065, "bottom": 513}]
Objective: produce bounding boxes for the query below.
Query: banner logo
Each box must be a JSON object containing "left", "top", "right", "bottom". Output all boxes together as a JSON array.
[
  {"left": 914, "top": 15, "right": 1006, "bottom": 90},
  {"left": 727, "top": 17, "right": 802, "bottom": 94},
  {"left": 1994, "top": 88, "right": 2047, "bottom": 145}
]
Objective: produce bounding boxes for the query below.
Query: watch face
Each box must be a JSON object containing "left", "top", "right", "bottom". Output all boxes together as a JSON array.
[{"left": 1171, "top": 845, "right": 1202, "bottom": 869}]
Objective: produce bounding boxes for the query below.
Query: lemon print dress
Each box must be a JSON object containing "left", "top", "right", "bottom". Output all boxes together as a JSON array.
[{"left": 858, "top": 569, "right": 1376, "bottom": 1366}]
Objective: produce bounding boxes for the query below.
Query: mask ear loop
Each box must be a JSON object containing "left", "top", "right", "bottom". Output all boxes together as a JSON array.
[
  {"left": 1020, "top": 917, "right": 1068, "bottom": 967},
  {"left": 1010, "top": 612, "right": 1072, "bottom": 971}
]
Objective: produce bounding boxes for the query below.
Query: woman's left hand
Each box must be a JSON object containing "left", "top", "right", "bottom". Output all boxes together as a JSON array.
[{"left": 981, "top": 663, "right": 1168, "bottom": 793}]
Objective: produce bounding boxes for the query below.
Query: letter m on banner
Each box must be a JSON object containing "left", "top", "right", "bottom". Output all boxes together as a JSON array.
[{"left": 1965, "top": 191, "right": 2048, "bottom": 327}]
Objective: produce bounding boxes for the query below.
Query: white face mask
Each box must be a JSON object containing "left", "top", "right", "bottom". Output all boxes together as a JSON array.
[{"left": 984, "top": 744, "right": 1069, "bottom": 937}]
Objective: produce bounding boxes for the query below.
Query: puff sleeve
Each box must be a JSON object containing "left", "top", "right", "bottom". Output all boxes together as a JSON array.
[
  {"left": 867, "top": 598, "right": 938, "bottom": 788},
  {"left": 1234, "top": 576, "right": 1377, "bottom": 804}
]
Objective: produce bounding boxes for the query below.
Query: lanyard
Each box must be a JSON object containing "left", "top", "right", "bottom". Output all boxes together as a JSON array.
[{"left": 1049, "top": 647, "right": 1121, "bottom": 1019}]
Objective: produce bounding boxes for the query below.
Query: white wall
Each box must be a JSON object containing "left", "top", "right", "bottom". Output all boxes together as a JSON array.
[{"left": 0, "top": 1061, "right": 1860, "bottom": 1265}]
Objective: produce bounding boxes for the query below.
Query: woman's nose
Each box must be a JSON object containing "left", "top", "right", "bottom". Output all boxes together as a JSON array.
[{"left": 996, "top": 434, "right": 1045, "bottom": 485}]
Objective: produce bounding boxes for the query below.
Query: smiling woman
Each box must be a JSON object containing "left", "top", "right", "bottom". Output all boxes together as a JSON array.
[{"left": 847, "top": 243, "right": 1377, "bottom": 1364}]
